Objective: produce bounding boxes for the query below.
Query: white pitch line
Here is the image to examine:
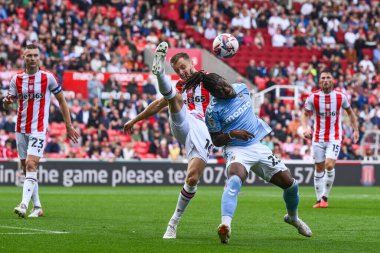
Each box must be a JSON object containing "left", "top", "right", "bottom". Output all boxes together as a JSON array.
[
  {"left": 0, "top": 226, "right": 69, "bottom": 234},
  {"left": 0, "top": 232, "right": 42, "bottom": 235}
]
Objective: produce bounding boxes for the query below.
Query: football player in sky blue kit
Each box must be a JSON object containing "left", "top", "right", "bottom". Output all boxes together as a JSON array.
[{"left": 183, "top": 71, "right": 312, "bottom": 244}]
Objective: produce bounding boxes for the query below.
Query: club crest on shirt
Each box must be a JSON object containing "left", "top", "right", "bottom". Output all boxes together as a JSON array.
[{"left": 206, "top": 114, "right": 216, "bottom": 127}]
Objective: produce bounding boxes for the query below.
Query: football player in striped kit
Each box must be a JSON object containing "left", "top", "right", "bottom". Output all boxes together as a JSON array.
[
  {"left": 2, "top": 44, "right": 79, "bottom": 218},
  {"left": 123, "top": 42, "right": 212, "bottom": 239},
  {"left": 302, "top": 70, "right": 359, "bottom": 208}
]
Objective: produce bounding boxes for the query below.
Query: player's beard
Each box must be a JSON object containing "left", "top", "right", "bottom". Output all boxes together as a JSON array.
[
  {"left": 322, "top": 82, "right": 332, "bottom": 93},
  {"left": 26, "top": 61, "right": 39, "bottom": 74}
]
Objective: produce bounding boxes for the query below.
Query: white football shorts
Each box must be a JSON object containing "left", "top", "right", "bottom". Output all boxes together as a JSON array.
[
  {"left": 170, "top": 110, "right": 211, "bottom": 163},
  {"left": 224, "top": 142, "right": 288, "bottom": 182},
  {"left": 16, "top": 132, "right": 47, "bottom": 159},
  {"left": 312, "top": 141, "right": 341, "bottom": 163}
]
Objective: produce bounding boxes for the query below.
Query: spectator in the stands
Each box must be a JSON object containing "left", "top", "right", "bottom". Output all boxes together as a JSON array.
[
  {"left": 104, "top": 75, "right": 121, "bottom": 92},
  {"left": 3, "top": 115, "right": 15, "bottom": 133},
  {"left": 77, "top": 102, "right": 91, "bottom": 125},
  {"left": 254, "top": 31, "right": 265, "bottom": 49},
  {"left": 246, "top": 59, "right": 258, "bottom": 84},
  {"left": 204, "top": 22, "right": 217, "bottom": 40},
  {"left": 87, "top": 75, "right": 103, "bottom": 101},
  {"left": 45, "top": 136, "right": 61, "bottom": 154},
  {"left": 126, "top": 77, "right": 139, "bottom": 96}
]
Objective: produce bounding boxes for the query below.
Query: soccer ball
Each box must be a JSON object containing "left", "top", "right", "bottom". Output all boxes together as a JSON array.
[{"left": 212, "top": 33, "right": 239, "bottom": 58}]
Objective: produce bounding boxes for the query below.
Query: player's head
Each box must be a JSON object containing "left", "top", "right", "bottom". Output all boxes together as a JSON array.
[
  {"left": 170, "top": 52, "right": 196, "bottom": 81},
  {"left": 23, "top": 44, "right": 40, "bottom": 70},
  {"left": 183, "top": 71, "right": 236, "bottom": 99},
  {"left": 318, "top": 69, "right": 334, "bottom": 93}
]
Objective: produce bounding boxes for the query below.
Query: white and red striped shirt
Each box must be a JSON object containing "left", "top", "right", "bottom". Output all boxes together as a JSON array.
[
  {"left": 8, "top": 69, "right": 62, "bottom": 134},
  {"left": 304, "top": 89, "right": 350, "bottom": 142},
  {"left": 176, "top": 80, "right": 210, "bottom": 117}
]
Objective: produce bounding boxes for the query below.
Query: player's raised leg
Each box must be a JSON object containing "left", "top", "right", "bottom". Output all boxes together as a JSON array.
[{"left": 152, "top": 42, "right": 176, "bottom": 100}]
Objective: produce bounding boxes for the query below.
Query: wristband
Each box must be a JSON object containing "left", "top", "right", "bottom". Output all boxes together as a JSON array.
[{"left": 227, "top": 131, "right": 235, "bottom": 140}]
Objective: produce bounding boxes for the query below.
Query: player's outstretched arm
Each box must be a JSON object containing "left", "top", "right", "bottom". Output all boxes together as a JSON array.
[
  {"left": 55, "top": 91, "right": 80, "bottom": 143},
  {"left": 345, "top": 107, "right": 359, "bottom": 143},
  {"left": 123, "top": 97, "right": 168, "bottom": 134},
  {"left": 210, "top": 130, "right": 254, "bottom": 147},
  {"left": 301, "top": 109, "right": 312, "bottom": 139}
]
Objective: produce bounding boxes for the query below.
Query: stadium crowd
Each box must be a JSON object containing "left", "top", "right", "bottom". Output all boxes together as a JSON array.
[{"left": 1, "top": 0, "right": 379, "bottom": 161}]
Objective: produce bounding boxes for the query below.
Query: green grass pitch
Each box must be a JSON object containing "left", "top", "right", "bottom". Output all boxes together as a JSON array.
[{"left": 0, "top": 186, "right": 379, "bottom": 253}]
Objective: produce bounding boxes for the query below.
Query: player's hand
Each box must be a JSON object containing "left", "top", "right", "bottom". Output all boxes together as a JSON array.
[
  {"left": 353, "top": 129, "right": 359, "bottom": 143},
  {"left": 303, "top": 129, "right": 312, "bottom": 139},
  {"left": 123, "top": 120, "right": 135, "bottom": 134},
  {"left": 230, "top": 130, "right": 255, "bottom": 141},
  {"left": 66, "top": 125, "right": 80, "bottom": 143},
  {"left": 2, "top": 95, "right": 15, "bottom": 109}
]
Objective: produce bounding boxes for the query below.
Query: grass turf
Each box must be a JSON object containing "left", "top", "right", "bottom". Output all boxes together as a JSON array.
[{"left": 0, "top": 186, "right": 379, "bottom": 253}]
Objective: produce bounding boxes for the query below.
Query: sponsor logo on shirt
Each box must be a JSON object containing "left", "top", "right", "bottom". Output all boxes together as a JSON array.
[{"left": 225, "top": 101, "right": 251, "bottom": 123}]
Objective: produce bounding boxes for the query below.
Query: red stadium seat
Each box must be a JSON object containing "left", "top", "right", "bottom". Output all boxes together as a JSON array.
[
  {"left": 134, "top": 142, "right": 150, "bottom": 155},
  {"left": 139, "top": 153, "right": 157, "bottom": 159}
]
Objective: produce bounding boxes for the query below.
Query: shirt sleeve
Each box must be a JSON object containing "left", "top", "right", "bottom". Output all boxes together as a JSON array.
[
  {"left": 304, "top": 94, "right": 314, "bottom": 112},
  {"left": 206, "top": 109, "right": 222, "bottom": 133},
  {"left": 342, "top": 93, "right": 350, "bottom": 109},
  {"left": 48, "top": 73, "right": 62, "bottom": 94},
  {"left": 8, "top": 75, "right": 17, "bottom": 97}
]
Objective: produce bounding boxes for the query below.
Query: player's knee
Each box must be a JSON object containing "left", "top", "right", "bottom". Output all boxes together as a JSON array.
[
  {"left": 25, "top": 160, "right": 38, "bottom": 172},
  {"left": 186, "top": 175, "right": 199, "bottom": 186},
  {"left": 325, "top": 164, "right": 334, "bottom": 170}
]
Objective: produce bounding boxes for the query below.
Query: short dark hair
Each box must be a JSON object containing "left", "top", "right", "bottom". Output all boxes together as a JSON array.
[
  {"left": 24, "top": 44, "right": 39, "bottom": 50},
  {"left": 170, "top": 52, "right": 190, "bottom": 66},
  {"left": 318, "top": 69, "right": 332, "bottom": 80}
]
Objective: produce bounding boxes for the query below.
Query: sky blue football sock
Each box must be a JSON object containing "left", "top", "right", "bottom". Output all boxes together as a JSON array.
[
  {"left": 283, "top": 179, "right": 299, "bottom": 220},
  {"left": 221, "top": 175, "right": 242, "bottom": 221}
]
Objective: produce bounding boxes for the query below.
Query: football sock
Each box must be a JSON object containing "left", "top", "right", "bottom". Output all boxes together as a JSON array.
[
  {"left": 323, "top": 169, "right": 335, "bottom": 198},
  {"left": 170, "top": 105, "right": 187, "bottom": 126},
  {"left": 221, "top": 175, "right": 242, "bottom": 227},
  {"left": 21, "top": 172, "right": 37, "bottom": 208},
  {"left": 32, "top": 181, "right": 42, "bottom": 208},
  {"left": 157, "top": 73, "right": 176, "bottom": 100},
  {"left": 314, "top": 170, "right": 325, "bottom": 201},
  {"left": 283, "top": 179, "right": 299, "bottom": 221},
  {"left": 222, "top": 216, "right": 232, "bottom": 228},
  {"left": 170, "top": 183, "right": 197, "bottom": 225}
]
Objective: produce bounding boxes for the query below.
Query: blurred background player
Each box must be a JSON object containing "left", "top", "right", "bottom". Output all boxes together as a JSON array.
[
  {"left": 123, "top": 42, "right": 212, "bottom": 239},
  {"left": 302, "top": 70, "right": 359, "bottom": 208},
  {"left": 2, "top": 44, "right": 79, "bottom": 218},
  {"left": 183, "top": 72, "right": 312, "bottom": 244}
]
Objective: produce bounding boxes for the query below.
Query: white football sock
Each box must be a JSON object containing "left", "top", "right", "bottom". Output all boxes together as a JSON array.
[
  {"left": 314, "top": 170, "right": 325, "bottom": 201},
  {"left": 32, "top": 181, "right": 42, "bottom": 208},
  {"left": 157, "top": 73, "right": 176, "bottom": 100},
  {"left": 222, "top": 216, "right": 232, "bottom": 228},
  {"left": 323, "top": 169, "right": 335, "bottom": 198},
  {"left": 21, "top": 172, "right": 37, "bottom": 208},
  {"left": 170, "top": 183, "right": 197, "bottom": 225}
]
